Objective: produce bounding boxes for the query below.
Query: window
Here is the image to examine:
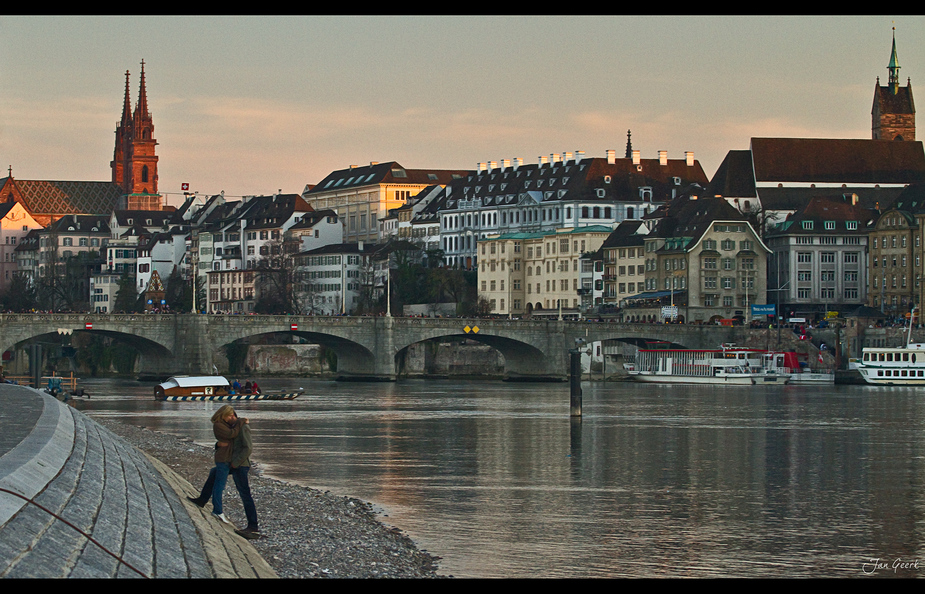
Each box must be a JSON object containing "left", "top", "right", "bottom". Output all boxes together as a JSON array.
[
  {"left": 798, "top": 252, "right": 812, "bottom": 263},
  {"left": 821, "top": 252, "right": 835, "bottom": 263}
]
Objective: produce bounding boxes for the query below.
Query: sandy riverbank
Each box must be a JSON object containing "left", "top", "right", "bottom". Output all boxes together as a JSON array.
[{"left": 94, "top": 417, "right": 444, "bottom": 579}]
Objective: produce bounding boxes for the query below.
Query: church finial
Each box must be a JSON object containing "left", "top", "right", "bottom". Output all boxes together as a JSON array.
[
  {"left": 888, "top": 26, "right": 900, "bottom": 93},
  {"left": 625, "top": 129, "right": 633, "bottom": 159}
]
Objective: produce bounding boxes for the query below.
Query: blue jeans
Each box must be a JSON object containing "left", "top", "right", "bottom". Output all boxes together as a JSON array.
[{"left": 203, "top": 463, "right": 258, "bottom": 529}]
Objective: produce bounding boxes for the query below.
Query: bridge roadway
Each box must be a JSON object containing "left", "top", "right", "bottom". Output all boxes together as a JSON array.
[{"left": 0, "top": 314, "right": 749, "bottom": 381}]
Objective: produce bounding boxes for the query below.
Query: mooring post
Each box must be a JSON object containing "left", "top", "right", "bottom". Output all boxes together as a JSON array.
[
  {"left": 30, "top": 343, "right": 41, "bottom": 389},
  {"left": 570, "top": 338, "right": 584, "bottom": 417}
]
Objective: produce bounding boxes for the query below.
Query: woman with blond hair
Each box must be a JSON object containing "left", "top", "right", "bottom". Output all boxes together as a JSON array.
[{"left": 188, "top": 405, "right": 259, "bottom": 536}]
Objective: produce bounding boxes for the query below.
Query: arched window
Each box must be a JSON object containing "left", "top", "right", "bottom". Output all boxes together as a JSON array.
[{"left": 142, "top": 165, "right": 149, "bottom": 183}]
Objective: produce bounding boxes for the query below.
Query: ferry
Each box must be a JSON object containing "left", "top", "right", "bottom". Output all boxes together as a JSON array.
[
  {"left": 154, "top": 376, "right": 304, "bottom": 401},
  {"left": 856, "top": 308, "right": 925, "bottom": 386},
  {"left": 630, "top": 345, "right": 789, "bottom": 385}
]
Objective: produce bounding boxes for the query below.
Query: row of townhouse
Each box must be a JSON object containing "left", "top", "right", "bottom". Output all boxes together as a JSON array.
[
  {"left": 418, "top": 143, "right": 708, "bottom": 271},
  {"left": 189, "top": 193, "right": 343, "bottom": 313}
]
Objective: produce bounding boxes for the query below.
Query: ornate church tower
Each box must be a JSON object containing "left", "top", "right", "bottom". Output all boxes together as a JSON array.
[
  {"left": 111, "top": 61, "right": 162, "bottom": 210},
  {"left": 872, "top": 28, "right": 916, "bottom": 141}
]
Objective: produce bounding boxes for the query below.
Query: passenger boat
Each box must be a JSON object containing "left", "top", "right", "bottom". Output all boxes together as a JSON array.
[
  {"left": 630, "top": 345, "right": 789, "bottom": 385},
  {"left": 856, "top": 308, "right": 925, "bottom": 386},
  {"left": 154, "top": 376, "right": 304, "bottom": 401}
]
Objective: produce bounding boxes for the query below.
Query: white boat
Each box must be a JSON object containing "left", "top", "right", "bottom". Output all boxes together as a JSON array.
[
  {"left": 630, "top": 345, "right": 789, "bottom": 385},
  {"left": 856, "top": 308, "right": 925, "bottom": 386},
  {"left": 154, "top": 376, "right": 304, "bottom": 401},
  {"left": 763, "top": 352, "right": 835, "bottom": 385}
]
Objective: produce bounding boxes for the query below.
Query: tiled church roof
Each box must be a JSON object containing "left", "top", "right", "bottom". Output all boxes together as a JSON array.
[{"left": 1, "top": 178, "right": 123, "bottom": 216}]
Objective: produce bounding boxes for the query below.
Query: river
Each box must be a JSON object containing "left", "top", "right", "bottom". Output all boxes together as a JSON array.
[{"left": 74, "top": 377, "right": 924, "bottom": 578}]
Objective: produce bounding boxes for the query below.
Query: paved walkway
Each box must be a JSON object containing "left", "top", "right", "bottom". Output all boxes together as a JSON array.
[{"left": 0, "top": 384, "right": 276, "bottom": 578}]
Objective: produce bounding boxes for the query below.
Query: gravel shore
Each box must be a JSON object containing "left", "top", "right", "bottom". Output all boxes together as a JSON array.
[{"left": 94, "top": 418, "right": 444, "bottom": 579}]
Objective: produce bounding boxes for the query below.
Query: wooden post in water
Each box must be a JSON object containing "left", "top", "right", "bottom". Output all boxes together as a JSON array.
[{"left": 569, "top": 345, "right": 582, "bottom": 417}]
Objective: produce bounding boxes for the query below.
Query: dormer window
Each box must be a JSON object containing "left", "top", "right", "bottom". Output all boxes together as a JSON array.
[
  {"left": 824, "top": 221, "right": 835, "bottom": 230},
  {"left": 847, "top": 221, "right": 858, "bottom": 230},
  {"left": 639, "top": 187, "right": 652, "bottom": 201},
  {"left": 802, "top": 221, "right": 814, "bottom": 230}
]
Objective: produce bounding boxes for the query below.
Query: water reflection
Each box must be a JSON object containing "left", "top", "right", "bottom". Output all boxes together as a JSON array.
[{"left": 76, "top": 378, "right": 924, "bottom": 577}]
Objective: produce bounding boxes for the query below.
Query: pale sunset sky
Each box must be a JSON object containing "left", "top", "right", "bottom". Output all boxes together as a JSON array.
[{"left": 1, "top": 15, "right": 922, "bottom": 207}]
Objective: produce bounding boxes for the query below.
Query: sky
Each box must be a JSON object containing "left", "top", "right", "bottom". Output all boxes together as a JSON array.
[{"left": 1, "top": 15, "right": 923, "bottom": 208}]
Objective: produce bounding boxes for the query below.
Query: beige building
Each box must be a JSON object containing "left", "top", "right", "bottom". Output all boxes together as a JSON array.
[
  {"left": 302, "top": 162, "right": 468, "bottom": 244},
  {"left": 478, "top": 225, "right": 613, "bottom": 317},
  {"left": 621, "top": 197, "right": 770, "bottom": 324},
  {"left": 0, "top": 202, "right": 42, "bottom": 291}
]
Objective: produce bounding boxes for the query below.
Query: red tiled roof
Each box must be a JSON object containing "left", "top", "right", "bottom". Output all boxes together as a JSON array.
[{"left": 750, "top": 138, "right": 925, "bottom": 184}]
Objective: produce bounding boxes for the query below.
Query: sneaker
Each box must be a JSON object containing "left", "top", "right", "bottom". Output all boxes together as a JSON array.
[
  {"left": 235, "top": 527, "right": 263, "bottom": 540},
  {"left": 212, "top": 512, "right": 232, "bottom": 525},
  {"left": 187, "top": 496, "right": 206, "bottom": 508}
]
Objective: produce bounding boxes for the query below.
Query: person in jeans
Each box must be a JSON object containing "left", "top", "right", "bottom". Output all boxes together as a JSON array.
[{"left": 188, "top": 405, "right": 261, "bottom": 538}]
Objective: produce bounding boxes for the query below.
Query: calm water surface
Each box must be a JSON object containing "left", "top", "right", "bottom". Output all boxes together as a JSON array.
[{"left": 76, "top": 378, "right": 924, "bottom": 578}]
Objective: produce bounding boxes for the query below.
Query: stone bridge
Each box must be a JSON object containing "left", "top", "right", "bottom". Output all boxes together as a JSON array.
[{"left": 0, "top": 314, "right": 748, "bottom": 381}]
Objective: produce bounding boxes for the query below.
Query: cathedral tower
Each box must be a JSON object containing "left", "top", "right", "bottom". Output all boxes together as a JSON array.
[
  {"left": 111, "top": 61, "right": 162, "bottom": 210},
  {"left": 872, "top": 28, "right": 916, "bottom": 141}
]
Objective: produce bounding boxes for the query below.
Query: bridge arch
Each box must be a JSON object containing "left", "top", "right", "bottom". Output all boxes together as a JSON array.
[{"left": 216, "top": 330, "right": 376, "bottom": 379}]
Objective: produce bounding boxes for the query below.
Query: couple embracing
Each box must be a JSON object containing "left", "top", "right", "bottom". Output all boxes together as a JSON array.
[{"left": 188, "top": 404, "right": 262, "bottom": 540}]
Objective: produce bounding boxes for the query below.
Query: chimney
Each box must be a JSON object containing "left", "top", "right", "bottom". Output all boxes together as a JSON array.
[
  {"left": 501, "top": 159, "right": 511, "bottom": 171},
  {"left": 488, "top": 161, "right": 497, "bottom": 173},
  {"left": 575, "top": 150, "right": 585, "bottom": 162},
  {"left": 563, "top": 151, "right": 573, "bottom": 163},
  {"left": 349, "top": 164, "right": 357, "bottom": 169},
  {"left": 550, "top": 153, "right": 561, "bottom": 164},
  {"left": 606, "top": 150, "right": 616, "bottom": 165},
  {"left": 538, "top": 155, "right": 549, "bottom": 165},
  {"left": 513, "top": 157, "right": 523, "bottom": 170},
  {"left": 632, "top": 150, "right": 640, "bottom": 165},
  {"left": 477, "top": 162, "right": 487, "bottom": 173},
  {"left": 685, "top": 151, "right": 694, "bottom": 167},
  {"left": 659, "top": 150, "right": 668, "bottom": 166},
  {"left": 369, "top": 161, "right": 378, "bottom": 166}
]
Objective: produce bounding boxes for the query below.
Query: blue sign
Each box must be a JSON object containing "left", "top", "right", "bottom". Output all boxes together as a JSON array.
[{"left": 751, "top": 304, "right": 776, "bottom": 316}]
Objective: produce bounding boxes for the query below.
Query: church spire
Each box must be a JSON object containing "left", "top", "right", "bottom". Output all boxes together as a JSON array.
[
  {"left": 888, "top": 27, "right": 900, "bottom": 93},
  {"left": 112, "top": 61, "right": 161, "bottom": 208},
  {"left": 625, "top": 129, "right": 633, "bottom": 159},
  {"left": 134, "top": 59, "right": 150, "bottom": 123},
  {"left": 121, "top": 70, "right": 132, "bottom": 127}
]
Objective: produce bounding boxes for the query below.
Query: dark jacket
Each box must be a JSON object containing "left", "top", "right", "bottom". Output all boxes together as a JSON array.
[{"left": 231, "top": 424, "right": 252, "bottom": 469}]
